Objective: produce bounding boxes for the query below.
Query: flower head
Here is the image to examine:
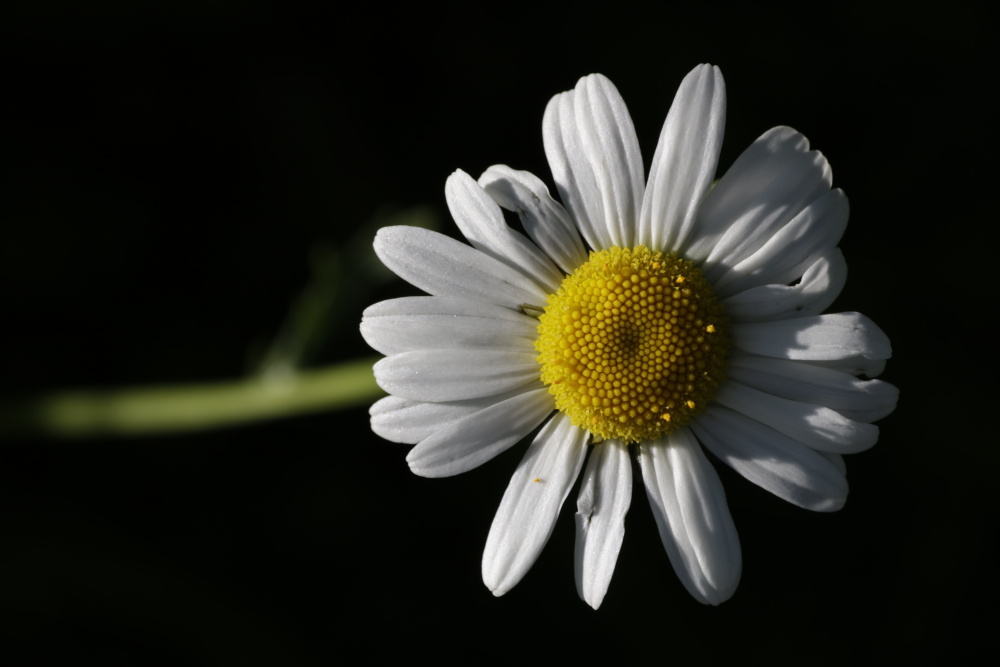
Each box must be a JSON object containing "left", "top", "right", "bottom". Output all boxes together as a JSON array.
[{"left": 361, "top": 64, "right": 897, "bottom": 608}]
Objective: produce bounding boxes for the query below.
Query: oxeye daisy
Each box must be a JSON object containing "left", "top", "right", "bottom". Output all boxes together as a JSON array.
[{"left": 360, "top": 64, "right": 897, "bottom": 609}]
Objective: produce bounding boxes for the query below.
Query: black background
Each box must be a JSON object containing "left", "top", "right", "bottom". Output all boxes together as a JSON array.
[{"left": 2, "top": 2, "right": 995, "bottom": 664}]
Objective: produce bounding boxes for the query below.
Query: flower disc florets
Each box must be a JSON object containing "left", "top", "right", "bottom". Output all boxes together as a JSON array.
[{"left": 536, "top": 246, "right": 730, "bottom": 443}]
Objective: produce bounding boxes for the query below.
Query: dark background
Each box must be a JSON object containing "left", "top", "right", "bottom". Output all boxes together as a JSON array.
[{"left": 1, "top": 2, "right": 995, "bottom": 664}]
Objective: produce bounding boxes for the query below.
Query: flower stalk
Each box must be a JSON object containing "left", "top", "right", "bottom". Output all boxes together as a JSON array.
[{"left": 0, "top": 358, "right": 381, "bottom": 438}]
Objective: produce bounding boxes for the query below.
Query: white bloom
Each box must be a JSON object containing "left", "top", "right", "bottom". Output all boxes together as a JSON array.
[{"left": 361, "top": 64, "right": 897, "bottom": 609}]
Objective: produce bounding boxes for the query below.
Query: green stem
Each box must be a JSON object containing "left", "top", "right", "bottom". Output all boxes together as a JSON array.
[{"left": 0, "top": 358, "right": 382, "bottom": 439}]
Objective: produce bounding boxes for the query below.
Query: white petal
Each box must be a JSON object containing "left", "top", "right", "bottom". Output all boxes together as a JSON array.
[
  {"left": 479, "top": 165, "right": 588, "bottom": 274},
  {"left": 544, "top": 89, "right": 610, "bottom": 251},
  {"left": 714, "top": 381, "right": 879, "bottom": 454},
  {"left": 543, "top": 74, "right": 644, "bottom": 249},
  {"left": 369, "top": 384, "right": 543, "bottom": 444},
  {"left": 370, "top": 395, "right": 478, "bottom": 444},
  {"left": 373, "top": 225, "right": 547, "bottom": 308},
  {"left": 639, "top": 429, "right": 741, "bottom": 605},
  {"left": 731, "top": 312, "right": 892, "bottom": 367},
  {"left": 407, "top": 387, "right": 554, "bottom": 478},
  {"left": 799, "top": 356, "right": 887, "bottom": 379},
  {"left": 691, "top": 405, "right": 849, "bottom": 511},
  {"left": 712, "top": 189, "right": 849, "bottom": 297},
  {"left": 575, "top": 440, "right": 631, "bottom": 609},
  {"left": 639, "top": 64, "right": 726, "bottom": 252},
  {"left": 721, "top": 248, "right": 848, "bottom": 323},
  {"left": 688, "top": 126, "right": 832, "bottom": 271},
  {"left": 361, "top": 296, "right": 538, "bottom": 356},
  {"left": 483, "top": 412, "right": 588, "bottom": 595},
  {"left": 819, "top": 451, "right": 847, "bottom": 476},
  {"left": 445, "top": 170, "right": 564, "bottom": 293},
  {"left": 373, "top": 349, "right": 539, "bottom": 402},
  {"left": 727, "top": 353, "right": 899, "bottom": 423}
]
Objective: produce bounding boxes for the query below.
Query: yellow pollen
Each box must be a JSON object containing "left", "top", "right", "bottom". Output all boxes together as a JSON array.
[{"left": 535, "top": 246, "right": 730, "bottom": 443}]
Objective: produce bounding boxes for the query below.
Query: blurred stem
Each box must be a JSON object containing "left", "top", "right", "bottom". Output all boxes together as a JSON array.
[
  {"left": 0, "top": 357, "right": 381, "bottom": 439},
  {"left": 254, "top": 205, "right": 439, "bottom": 377},
  {"left": 0, "top": 207, "right": 439, "bottom": 440}
]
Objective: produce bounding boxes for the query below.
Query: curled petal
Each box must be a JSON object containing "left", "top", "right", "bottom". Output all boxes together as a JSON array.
[
  {"left": 721, "top": 248, "right": 847, "bottom": 323},
  {"left": 727, "top": 353, "right": 898, "bottom": 423},
  {"left": 446, "top": 170, "right": 563, "bottom": 293},
  {"left": 731, "top": 312, "right": 892, "bottom": 368},
  {"left": 479, "top": 165, "right": 588, "bottom": 274},
  {"left": 712, "top": 189, "right": 849, "bottom": 297},
  {"left": 689, "top": 125, "right": 832, "bottom": 271}
]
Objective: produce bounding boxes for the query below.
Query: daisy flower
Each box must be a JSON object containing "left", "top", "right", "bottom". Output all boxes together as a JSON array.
[{"left": 360, "top": 64, "right": 897, "bottom": 608}]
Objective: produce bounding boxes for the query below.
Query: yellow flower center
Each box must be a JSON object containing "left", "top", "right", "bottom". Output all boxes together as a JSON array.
[{"left": 535, "top": 246, "right": 730, "bottom": 443}]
